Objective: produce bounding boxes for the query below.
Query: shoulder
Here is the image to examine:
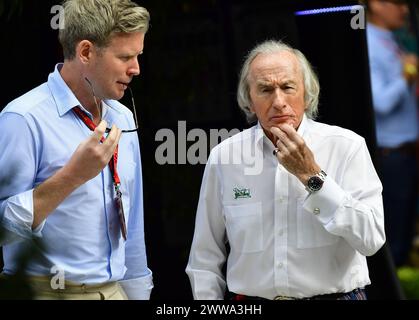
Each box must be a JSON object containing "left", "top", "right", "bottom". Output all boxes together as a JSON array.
[
  {"left": 211, "top": 126, "right": 254, "bottom": 150},
  {"left": 1, "top": 83, "right": 50, "bottom": 117},
  {"left": 207, "top": 126, "right": 255, "bottom": 164},
  {"left": 308, "top": 119, "right": 365, "bottom": 146}
]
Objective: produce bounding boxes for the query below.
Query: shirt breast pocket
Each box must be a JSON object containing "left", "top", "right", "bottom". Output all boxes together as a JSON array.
[
  {"left": 296, "top": 197, "right": 338, "bottom": 248},
  {"left": 224, "top": 202, "right": 263, "bottom": 253}
]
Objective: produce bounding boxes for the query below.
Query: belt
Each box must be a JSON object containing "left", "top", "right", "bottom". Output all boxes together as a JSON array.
[
  {"left": 232, "top": 288, "right": 366, "bottom": 300},
  {"left": 379, "top": 142, "right": 417, "bottom": 157},
  {"left": 27, "top": 275, "right": 119, "bottom": 294}
]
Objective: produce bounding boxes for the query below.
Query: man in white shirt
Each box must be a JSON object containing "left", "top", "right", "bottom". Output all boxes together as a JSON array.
[{"left": 186, "top": 40, "right": 385, "bottom": 300}]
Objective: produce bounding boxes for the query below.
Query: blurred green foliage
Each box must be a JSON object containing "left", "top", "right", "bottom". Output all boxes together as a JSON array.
[
  {"left": 0, "top": 227, "right": 40, "bottom": 299},
  {"left": 397, "top": 266, "right": 419, "bottom": 300}
]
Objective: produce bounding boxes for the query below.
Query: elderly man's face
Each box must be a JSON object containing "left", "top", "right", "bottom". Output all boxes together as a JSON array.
[{"left": 248, "top": 51, "right": 306, "bottom": 139}]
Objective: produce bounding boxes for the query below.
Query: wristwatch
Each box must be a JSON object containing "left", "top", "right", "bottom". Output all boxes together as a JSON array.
[{"left": 306, "top": 170, "right": 327, "bottom": 193}]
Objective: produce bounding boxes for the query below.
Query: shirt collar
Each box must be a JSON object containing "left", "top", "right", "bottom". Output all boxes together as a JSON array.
[
  {"left": 47, "top": 63, "right": 81, "bottom": 117},
  {"left": 47, "top": 63, "right": 123, "bottom": 118},
  {"left": 367, "top": 23, "right": 396, "bottom": 42}
]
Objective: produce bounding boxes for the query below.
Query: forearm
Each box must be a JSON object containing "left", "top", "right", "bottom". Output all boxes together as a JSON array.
[
  {"left": 33, "top": 165, "right": 84, "bottom": 228},
  {"left": 371, "top": 72, "right": 408, "bottom": 115},
  {"left": 33, "top": 122, "right": 121, "bottom": 228},
  {"left": 303, "top": 177, "right": 385, "bottom": 256},
  {"left": 119, "top": 270, "right": 153, "bottom": 300}
]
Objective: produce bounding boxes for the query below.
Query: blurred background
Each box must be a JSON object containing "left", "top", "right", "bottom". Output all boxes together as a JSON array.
[{"left": 1, "top": 0, "right": 419, "bottom": 299}]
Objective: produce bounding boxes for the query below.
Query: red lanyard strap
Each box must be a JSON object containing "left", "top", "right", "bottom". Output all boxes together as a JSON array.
[{"left": 72, "top": 106, "right": 121, "bottom": 186}]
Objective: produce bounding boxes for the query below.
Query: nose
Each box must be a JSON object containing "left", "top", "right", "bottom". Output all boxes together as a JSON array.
[
  {"left": 272, "top": 88, "right": 286, "bottom": 110},
  {"left": 128, "top": 58, "right": 140, "bottom": 77}
]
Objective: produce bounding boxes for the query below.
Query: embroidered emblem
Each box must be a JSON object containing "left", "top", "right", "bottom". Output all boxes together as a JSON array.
[{"left": 233, "top": 187, "right": 251, "bottom": 199}]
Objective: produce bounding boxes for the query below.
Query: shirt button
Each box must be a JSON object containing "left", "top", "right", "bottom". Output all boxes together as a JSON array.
[
  {"left": 313, "top": 208, "right": 320, "bottom": 215},
  {"left": 278, "top": 197, "right": 284, "bottom": 203},
  {"left": 278, "top": 230, "right": 283, "bottom": 236},
  {"left": 278, "top": 262, "right": 283, "bottom": 268}
]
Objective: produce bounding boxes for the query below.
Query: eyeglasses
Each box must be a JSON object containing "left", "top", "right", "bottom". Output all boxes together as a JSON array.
[{"left": 85, "top": 77, "right": 139, "bottom": 133}]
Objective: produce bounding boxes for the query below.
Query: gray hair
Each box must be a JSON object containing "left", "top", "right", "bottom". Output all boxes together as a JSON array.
[
  {"left": 59, "top": 0, "right": 150, "bottom": 60},
  {"left": 237, "top": 40, "right": 320, "bottom": 123}
]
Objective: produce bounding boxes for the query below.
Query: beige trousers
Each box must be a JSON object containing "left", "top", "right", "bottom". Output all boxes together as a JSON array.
[{"left": 28, "top": 276, "right": 128, "bottom": 300}]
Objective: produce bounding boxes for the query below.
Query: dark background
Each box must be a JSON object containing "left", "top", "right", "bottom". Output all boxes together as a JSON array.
[{"left": 0, "top": 0, "right": 404, "bottom": 299}]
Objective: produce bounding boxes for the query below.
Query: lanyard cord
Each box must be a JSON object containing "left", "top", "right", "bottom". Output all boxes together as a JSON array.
[{"left": 72, "top": 106, "right": 121, "bottom": 188}]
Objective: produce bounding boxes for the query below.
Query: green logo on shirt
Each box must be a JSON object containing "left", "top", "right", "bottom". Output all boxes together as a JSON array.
[{"left": 233, "top": 188, "right": 251, "bottom": 199}]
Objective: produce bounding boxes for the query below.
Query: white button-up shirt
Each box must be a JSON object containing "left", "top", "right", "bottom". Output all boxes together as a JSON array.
[{"left": 186, "top": 115, "right": 385, "bottom": 300}]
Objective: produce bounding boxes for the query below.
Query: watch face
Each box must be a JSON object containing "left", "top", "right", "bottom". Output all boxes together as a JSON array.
[{"left": 307, "top": 176, "right": 323, "bottom": 192}]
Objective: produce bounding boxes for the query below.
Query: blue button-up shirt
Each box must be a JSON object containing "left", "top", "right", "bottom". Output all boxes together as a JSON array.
[
  {"left": 0, "top": 64, "right": 152, "bottom": 297},
  {"left": 366, "top": 23, "right": 418, "bottom": 147}
]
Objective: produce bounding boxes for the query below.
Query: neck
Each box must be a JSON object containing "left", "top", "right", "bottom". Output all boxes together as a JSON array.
[
  {"left": 90, "top": 98, "right": 103, "bottom": 125},
  {"left": 368, "top": 17, "right": 392, "bottom": 31},
  {"left": 60, "top": 61, "right": 102, "bottom": 124}
]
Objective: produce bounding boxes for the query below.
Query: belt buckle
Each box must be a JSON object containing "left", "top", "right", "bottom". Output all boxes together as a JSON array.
[{"left": 274, "top": 295, "right": 295, "bottom": 300}]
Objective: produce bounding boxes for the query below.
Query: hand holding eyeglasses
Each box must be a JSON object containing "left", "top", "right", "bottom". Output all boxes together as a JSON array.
[{"left": 64, "top": 120, "right": 122, "bottom": 186}]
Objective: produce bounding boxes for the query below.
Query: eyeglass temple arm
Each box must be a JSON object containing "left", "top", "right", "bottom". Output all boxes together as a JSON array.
[
  {"left": 85, "top": 77, "right": 139, "bottom": 133},
  {"left": 127, "top": 86, "right": 139, "bottom": 129}
]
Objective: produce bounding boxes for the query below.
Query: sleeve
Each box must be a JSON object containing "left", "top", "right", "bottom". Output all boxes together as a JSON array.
[
  {"left": 121, "top": 130, "right": 153, "bottom": 300},
  {"left": 119, "top": 270, "right": 153, "bottom": 300},
  {"left": 303, "top": 138, "right": 385, "bottom": 256},
  {"left": 0, "top": 112, "right": 45, "bottom": 245},
  {"left": 185, "top": 151, "right": 227, "bottom": 300},
  {"left": 369, "top": 54, "right": 410, "bottom": 115}
]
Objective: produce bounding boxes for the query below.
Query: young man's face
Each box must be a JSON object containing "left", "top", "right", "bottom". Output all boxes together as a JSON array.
[
  {"left": 369, "top": 0, "right": 409, "bottom": 31},
  {"left": 90, "top": 32, "right": 145, "bottom": 100},
  {"left": 248, "top": 51, "right": 306, "bottom": 138}
]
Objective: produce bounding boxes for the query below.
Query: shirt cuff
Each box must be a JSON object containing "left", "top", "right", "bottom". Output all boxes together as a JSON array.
[
  {"left": 1, "top": 189, "right": 46, "bottom": 242},
  {"left": 302, "top": 176, "right": 346, "bottom": 225},
  {"left": 119, "top": 269, "right": 153, "bottom": 300}
]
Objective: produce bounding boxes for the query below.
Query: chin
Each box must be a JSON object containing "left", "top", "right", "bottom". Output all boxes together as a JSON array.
[
  {"left": 271, "top": 118, "right": 295, "bottom": 127},
  {"left": 111, "top": 91, "right": 124, "bottom": 100}
]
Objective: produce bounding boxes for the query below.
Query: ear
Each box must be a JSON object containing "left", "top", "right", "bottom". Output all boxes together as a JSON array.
[{"left": 76, "top": 40, "right": 94, "bottom": 64}]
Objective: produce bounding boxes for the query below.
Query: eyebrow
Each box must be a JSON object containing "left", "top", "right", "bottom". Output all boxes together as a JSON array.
[
  {"left": 256, "top": 79, "right": 297, "bottom": 86},
  {"left": 118, "top": 49, "right": 143, "bottom": 58}
]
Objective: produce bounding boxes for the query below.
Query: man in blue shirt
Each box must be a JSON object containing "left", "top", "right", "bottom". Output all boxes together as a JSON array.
[
  {"left": 0, "top": 0, "right": 153, "bottom": 299},
  {"left": 366, "top": 0, "right": 419, "bottom": 267}
]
